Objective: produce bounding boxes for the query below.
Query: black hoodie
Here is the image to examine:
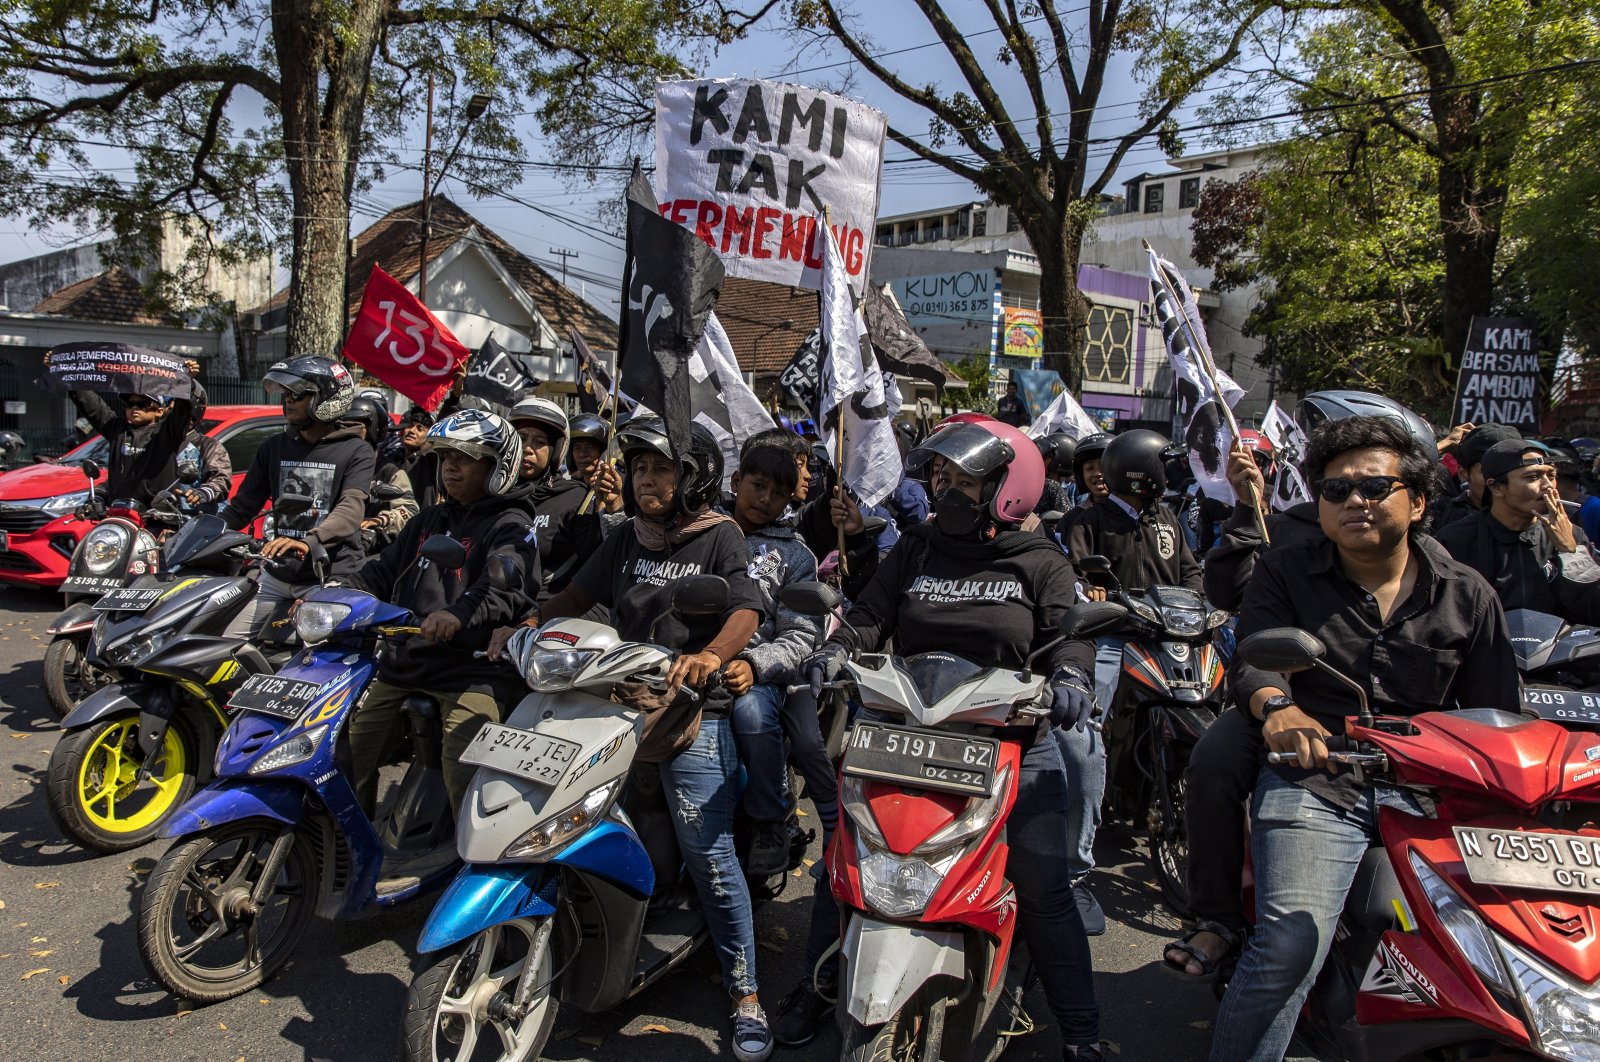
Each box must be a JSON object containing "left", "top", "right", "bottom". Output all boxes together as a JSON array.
[
  {"left": 69, "top": 389, "right": 193, "bottom": 506},
  {"left": 524, "top": 475, "right": 602, "bottom": 596},
  {"left": 351, "top": 482, "right": 542, "bottom": 693},
  {"left": 222, "top": 423, "right": 375, "bottom": 582},
  {"left": 1064, "top": 496, "right": 1203, "bottom": 595},
  {"left": 1202, "top": 500, "right": 1325, "bottom": 612}
]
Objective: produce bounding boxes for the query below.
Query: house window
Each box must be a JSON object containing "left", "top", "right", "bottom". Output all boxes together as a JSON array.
[
  {"left": 1082, "top": 304, "right": 1134, "bottom": 386},
  {"left": 927, "top": 217, "right": 944, "bottom": 241},
  {"left": 956, "top": 212, "right": 969, "bottom": 237},
  {"left": 972, "top": 210, "right": 987, "bottom": 237},
  {"left": 1179, "top": 177, "right": 1201, "bottom": 209},
  {"left": 876, "top": 225, "right": 894, "bottom": 246},
  {"left": 1143, "top": 184, "right": 1165, "bottom": 213},
  {"left": 1005, "top": 208, "right": 1020, "bottom": 232}
]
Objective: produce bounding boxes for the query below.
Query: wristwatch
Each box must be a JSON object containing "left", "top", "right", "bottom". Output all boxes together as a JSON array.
[{"left": 1260, "top": 694, "right": 1296, "bottom": 723}]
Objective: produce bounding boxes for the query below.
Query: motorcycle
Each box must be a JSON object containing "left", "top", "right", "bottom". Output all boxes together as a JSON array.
[
  {"left": 402, "top": 575, "right": 798, "bottom": 1062},
  {"left": 779, "top": 585, "right": 1120, "bottom": 1062},
  {"left": 137, "top": 535, "right": 467, "bottom": 1004},
  {"left": 1510, "top": 609, "right": 1600, "bottom": 728},
  {"left": 43, "top": 458, "right": 204, "bottom": 715},
  {"left": 1237, "top": 626, "right": 1600, "bottom": 1061},
  {"left": 44, "top": 514, "right": 282, "bottom": 852},
  {"left": 1076, "top": 554, "right": 1230, "bottom": 916}
]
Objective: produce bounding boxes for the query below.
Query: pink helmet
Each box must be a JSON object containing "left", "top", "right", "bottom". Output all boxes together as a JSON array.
[
  {"left": 907, "top": 419, "right": 1045, "bottom": 524},
  {"left": 934, "top": 411, "right": 996, "bottom": 431}
]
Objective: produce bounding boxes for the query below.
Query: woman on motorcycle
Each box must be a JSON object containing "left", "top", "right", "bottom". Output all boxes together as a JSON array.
[
  {"left": 490, "top": 416, "right": 773, "bottom": 1062},
  {"left": 800, "top": 418, "right": 1105, "bottom": 1060}
]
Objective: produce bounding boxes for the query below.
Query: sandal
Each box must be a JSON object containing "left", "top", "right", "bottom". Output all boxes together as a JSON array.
[{"left": 1161, "top": 921, "right": 1241, "bottom": 983}]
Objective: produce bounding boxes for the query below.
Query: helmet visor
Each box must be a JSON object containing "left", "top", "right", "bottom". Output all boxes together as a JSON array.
[
  {"left": 263, "top": 371, "right": 314, "bottom": 399},
  {"left": 423, "top": 436, "right": 496, "bottom": 463},
  {"left": 906, "top": 423, "right": 1014, "bottom": 481}
]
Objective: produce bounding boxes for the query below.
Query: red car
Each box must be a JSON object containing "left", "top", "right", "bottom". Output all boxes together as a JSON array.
[{"left": 0, "top": 405, "right": 285, "bottom": 589}]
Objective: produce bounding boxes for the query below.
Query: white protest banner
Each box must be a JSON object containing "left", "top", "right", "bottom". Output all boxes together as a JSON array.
[
  {"left": 1261, "top": 402, "right": 1313, "bottom": 509},
  {"left": 654, "top": 77, "right": 887, "bottom": 298}
]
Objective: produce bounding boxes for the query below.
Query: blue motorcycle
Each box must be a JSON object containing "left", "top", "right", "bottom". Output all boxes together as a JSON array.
[{"left": 136, "top": 536, "right": 468, "bottom": 1003}]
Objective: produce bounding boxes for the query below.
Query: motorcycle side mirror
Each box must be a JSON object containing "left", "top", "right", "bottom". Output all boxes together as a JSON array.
[
  {"left": 671, "top": 574, "right": 730, "bottom": 616},
  {"left": 1060, "top": 601, "right": 1128, "bottom": 640},
  {"left": 80, "top": 458, "right": 102, "bottom": 481},
  {"left": 780, "top": 581, "right": 843, "bottom": 618},
  {"left": 860, "top": 515, "right": 888, "bottom": 538},
  {"left": 308, "top": 537, "right": 331, "bottom": 584},
  {"left": 370, "top": 482, "right": 406, "bottom": 501},
  {"left": 488, "top": 552, "right": 519, "bottom": 591},
  {"left": 1077, "top": 554, "right": 1112, "bottom": 574},
  {"left": 1040, "top": 510, "right": 1066, "bottom": 524},
  {"left": 1237, "top": 628, "right": 1326, "bottom": 673},
  {"left": 275, "top": 492, "right": 313, "bottom": 517},
  {"left": 421, "top": 535, "right": 467, "bottom": 571}
]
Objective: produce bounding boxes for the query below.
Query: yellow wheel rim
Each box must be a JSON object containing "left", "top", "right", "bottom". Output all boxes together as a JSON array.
[{"left": 78, "top": 719, "right": 187, "bottom": 834}]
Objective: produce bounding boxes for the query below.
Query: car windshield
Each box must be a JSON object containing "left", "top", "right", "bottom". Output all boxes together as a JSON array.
[
  {"left": 59, "top": 436, "right": 111, "bottom": 465},
  {"left": 899, "top": 652, "right": 984, "bottom": 708}
]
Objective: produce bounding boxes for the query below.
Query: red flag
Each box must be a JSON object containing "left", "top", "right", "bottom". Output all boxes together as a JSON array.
[{"left": 341, "top": 265, "right": 470, "bottom": 411}]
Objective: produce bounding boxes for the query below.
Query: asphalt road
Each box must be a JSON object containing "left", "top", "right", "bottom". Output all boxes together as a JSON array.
[{"left": 0, "top": 584, "right": 1219, "bottom": 1062}]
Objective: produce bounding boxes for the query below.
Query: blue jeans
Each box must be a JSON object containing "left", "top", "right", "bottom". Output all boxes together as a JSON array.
[
  {"left": 659, "top": 715, "right": 758, "bottom": 998},
  {"left": 1056, "top": 724, "right": 1105, "bottom": 880},
  {"left": 1092, "top": 635, "right": 1126, "bottom": 714},
  {"left": 731, "top": 684, "right": 789, "bottom": 823},
  {"left": 1209, "top": 770, "right": 1427, "bottom": 1062}
]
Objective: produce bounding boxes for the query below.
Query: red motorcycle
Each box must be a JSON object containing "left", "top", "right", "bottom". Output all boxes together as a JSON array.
[{"left": 1237, "top": 627, "right": 1600, "bottom": 1062}]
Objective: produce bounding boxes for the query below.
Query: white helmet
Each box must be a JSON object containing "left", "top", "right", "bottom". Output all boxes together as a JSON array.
[
  {"left": 424, "top": 408, "right": 523, "bottom": 496},
  {"left": 508, "top": 395, "right": 570, "bottom": 469}
]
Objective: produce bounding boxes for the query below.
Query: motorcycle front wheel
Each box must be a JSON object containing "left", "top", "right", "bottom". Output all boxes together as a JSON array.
[
  {"left": 137, "top": 821, "right": 317, "bottom": 1003},
  {"left": 46, "top": 713, "right": 197, "bottom": 852},
  {"left": 841, "top": 993, "right": 947, "bottom": 1062},
  {"left": 1148, "top": 726, "right": 1193, "bottom": 918},
  {"left": 404, "top": 917, "right": 558, "bottom": 1062},
  {"left": 43, "top": 635, "right": 112, "bottom": 717}
]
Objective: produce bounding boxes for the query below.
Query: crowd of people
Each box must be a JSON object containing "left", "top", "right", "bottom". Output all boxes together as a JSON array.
[{"left": 47, "top": 351, "right": 1600, "bottom": 1062}]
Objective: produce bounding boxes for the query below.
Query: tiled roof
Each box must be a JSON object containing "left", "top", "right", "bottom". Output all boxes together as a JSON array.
[
  {"left": 253, "top": 196, "right": 619, "bottom": 351},
  {"left": 33, "top": 267, "right": 165, "bottom": 324},
  {"left": 715, "top": 277, "right": 819, "bottom": 373}
]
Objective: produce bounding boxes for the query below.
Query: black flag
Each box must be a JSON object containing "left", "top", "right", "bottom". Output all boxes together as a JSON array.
[
  {"left": 862, "top": 285, "right": 949, "bottom": 397},
  {"left": 465, "top": 335, "right": 535, "bottom": 411},
  {"left": 570, "top": 326, "right": 631, "bottom": 416},
  {"left": 616, "top": 161, "right": 725, "bottom": 461},
  {"left": 777, "top": 329, "right": 823, "bottom": 417}
]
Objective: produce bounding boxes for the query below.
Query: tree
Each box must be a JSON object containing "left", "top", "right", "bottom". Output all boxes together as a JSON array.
[
  {"left": 0, "top": 0, "right": 762, "bottom": 356},
  {"left": 943, "top": 352, "right": 996, "bottom": 414},
  {"left": 792, "top": 0, "right": 1272, "bottom": 389}
]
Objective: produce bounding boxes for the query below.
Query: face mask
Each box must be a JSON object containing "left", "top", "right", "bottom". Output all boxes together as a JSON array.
[{"left": 934, "top": 487, "right": 987, "bottom": 537}]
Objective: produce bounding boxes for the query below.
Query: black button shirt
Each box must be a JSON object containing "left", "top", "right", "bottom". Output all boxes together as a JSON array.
[{"left": 1232, "top": 534, "right": 1518, "bottom": 807}]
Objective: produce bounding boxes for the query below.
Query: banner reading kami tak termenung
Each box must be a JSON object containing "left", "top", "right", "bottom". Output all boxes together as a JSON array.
[{"left": 654, "top": 77, "right": 887, "bottom": 299}]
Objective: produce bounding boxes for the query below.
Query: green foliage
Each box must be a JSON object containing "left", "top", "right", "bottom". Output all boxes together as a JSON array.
[{"left": 943, "top": 353, "right": 996, "bottom": 415}]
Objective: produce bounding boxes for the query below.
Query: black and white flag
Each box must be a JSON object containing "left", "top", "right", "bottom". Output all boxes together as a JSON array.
[
  {"left": 820, "top": 222, "right": 900, "bottom": 506},
  {"left": 569, "top": 326, "right": 632, "bottom": 416},
  {"left": 689, "top": 313, "right": 777, "bottom": 487},
  {"left": 1261, "top": 401, "right": 1313, "bottom": 510},
  {"left": 465, "top": 335, "right": 536, "bottom": 411},
  {"left": 862, "top": 284, "right": 949, "bottom": 396}
]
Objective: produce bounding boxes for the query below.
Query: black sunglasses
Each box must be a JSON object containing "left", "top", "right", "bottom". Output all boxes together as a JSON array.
[
  {"left": 121, "top": 395, "right": 160, "bottom": 410},
  {"left": 1314, "top": 475, "right": 1410, "bottom": 504}
]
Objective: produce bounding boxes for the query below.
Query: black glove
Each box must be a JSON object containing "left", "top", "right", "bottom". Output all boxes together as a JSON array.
[
  {"left": 804, "top": 642, "right": 850, "bottom": 697},
  {"left": 1048, "top": 667, "right": 1097, "bottom": 731}
]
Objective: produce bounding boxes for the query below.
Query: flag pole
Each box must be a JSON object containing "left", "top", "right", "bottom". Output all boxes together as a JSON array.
[
  {"left": 1141, "top": 238, "right": 1270, "bottom": 544},
  {"left": 824, "top": 206, "right": 849, "bottom": 578}
]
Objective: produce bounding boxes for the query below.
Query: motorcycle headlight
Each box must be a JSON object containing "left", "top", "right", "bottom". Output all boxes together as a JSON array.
[
  {"left": 502, "top": 778, "right": 622, "bottom": 861},
  {"left": 294, "top": 601, "right": 351, "bottom": 645},
  {"left": 523, "top": 648, "right": 601, "bottom": 692},
  {"left": 106, "top": 625, "right": 177, "bottom": 666},
  {"left": 1206, "top": 609, "right": 1231, "bottom": 629},
  {"left": 1160, "top": 604, "right": 1207, "bottom": 636},
  {"left": 912, "top": 763, "right": 1013, "bottom": 856},
  {"left": 249, "top": 724, "right": 329, "bottom": 775},
  {"left": 80, "top": 524, "right": 131, "bottom": 574},
  {"left": 43, "top": 489, "right": 91, "bottom": 514},
  {"left": 840, "top": 774, "right": 888, "bottom": 850},
  {"left": 857, "top": 844, "right": 960, "bottom": 919},
  {"left": 1499, "top": 937, "right": 1600, "bottom": 1061},
  {"left": 1409, "top": 851, "right": 1513, "bottom": 997},
  {"left": 1128, "top": 598, "right": 1161, "bottom": 625}
]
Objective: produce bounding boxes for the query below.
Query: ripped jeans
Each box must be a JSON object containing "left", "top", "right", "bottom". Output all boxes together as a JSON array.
[{"left": 659, "top": 713, "right": 758, "bottom": 998}]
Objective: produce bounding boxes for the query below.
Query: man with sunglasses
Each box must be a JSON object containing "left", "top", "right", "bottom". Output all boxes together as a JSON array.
[
  {"left": 51, "top": 354, "right": 201, "bottom": 509},
  {"left": 1209, "top": 415, "right": 1517, "bottom": 1062},
  {"left": 1436, "top": 439, "right": 1600, "bottom": 624}
]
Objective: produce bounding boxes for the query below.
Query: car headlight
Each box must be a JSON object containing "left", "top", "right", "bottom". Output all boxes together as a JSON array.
[
  {"left": 1409, "top": 850, "right": 1513, "bottom": 997},
  {"left": 912, "top": 764, "right": 1012, "bottom": 856},
  {"left": 524, "top": 648, "right": 601, "bottom": 692},
  {"left": 294, "top": 601, "right": 351, "bottom": 644},
  {"left": 43, "top": 489, "right": 91, "bottom": 514},
  {"left": 1499, "top": 936, "right": 1600, "bottom": 1061},
  {"left": 249, "top": 724, "right": 329, "bottom": 775},
  {"left": 106, "top": 626, "right": 177, "bottom": 666},
  {"left": 857, "top": 845, "right": 960, "bottom": 919},
  {"left": 1161, "top": 605, "right": 1207, "bottom": 635},
  {"left": 80, "top": 524, "right": 130, "bottom": 574},
  {"left": 503, "top": 778, "right": 622, "bottom": 861}
]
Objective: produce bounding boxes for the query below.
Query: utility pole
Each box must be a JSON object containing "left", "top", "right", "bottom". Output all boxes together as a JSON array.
[
  {"left": 419, "top": 74, "right": 435, "bottom": 308},
  {"left": 549, "top": 247, "right": 578, "bottom": 288}
]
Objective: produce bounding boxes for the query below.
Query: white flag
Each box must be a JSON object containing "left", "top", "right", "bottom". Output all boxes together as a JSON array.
[
  {"left": 1027, "top": 389, "right": 1100, "bottom": 441},
  {"left": 1260, "top": 402, "right": 1313, "bottom": 510},
  {"left": 1147, "top": 248, "right": 1245, "bottom": 503},
  {"left": 690, "top": 313, "right": 778, "bottom": 489},
  {"left": 820, "top": 223, "right": 901, "bottom": 506}
]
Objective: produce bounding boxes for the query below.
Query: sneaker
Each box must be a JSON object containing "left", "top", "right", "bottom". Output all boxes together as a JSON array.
[
  {"left": 772, "top": 977, "right": 832, "bottom": 1047},
  {"left": 747, "top": 820, "right": 790, "bottom": 878},
  {"left": 732, "top": 998, "right": 775, "bottom": 1062},
  {"left": 1073, "top": 879, "right": 1106, "bottom": 937}
]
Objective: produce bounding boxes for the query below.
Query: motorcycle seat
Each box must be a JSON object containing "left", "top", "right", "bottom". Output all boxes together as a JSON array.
[{"left": 1344, "top": 846, "right": 1402, "bottom": 933}]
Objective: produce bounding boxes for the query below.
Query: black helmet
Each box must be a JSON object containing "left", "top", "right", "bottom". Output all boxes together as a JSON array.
[
  {"left": 338, "top": 396, "right": 388, "bottom": 449},
  {"left": 1101, "top": 429, "right": 1172, "bottom": 502},
  {"left": 1034, "top": 433, "right": 1077, "bottom": 477},
  {"left": 190, "top": 380, "right": 209, "bottom": 426},
  {"left": 616, "top": 416, "right": 723, "bottom": 516},
  {"left": 263, "top": 355, "right": 356, "bottom": 423},
  {"left": 1294, "top": 390, "right": 1439, "bottom": 463},
  {"left": 1072, "top": 432, "right": 1114, "bottom": 493},
  {"left": 566, "top": 413, "right": 609, "bottom": 470},
  {"left": 0, "top": 431, "right": 23, "bottom": 455},
  {"left": 1540, "top": 438, "right": 1583, "bottom": 479}
]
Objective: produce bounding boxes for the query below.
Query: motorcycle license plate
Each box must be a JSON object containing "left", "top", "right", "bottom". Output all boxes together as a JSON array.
[
  {"left": 1522, "top": 688, "right": 1600, "bottom": 726},
  {"left": 460, "top": 723, "right": 583, "bottom": 786},
  {"left": 1454, "top": 826, "right": 1600, "bottom": 896},
  {"left": 842, "top": 722, "right": 998, "bottom": 797},
  {"left": 226, "top": 674, "right": 323, "bottom": 719},
  {"left": 93, "top": 586, "right": 164, "bottom": 612},
  {"left": 64, "top": 575, "right": 127, "bottom": 595}
]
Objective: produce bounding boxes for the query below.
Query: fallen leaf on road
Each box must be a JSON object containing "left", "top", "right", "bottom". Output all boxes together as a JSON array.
[
  {"left": 0, "top": 900, "right": 6, "bottom": 909},
  {"left": 641, "top": 1024, "right": 671, "bottom": 1034},
  {"left": 796, "top": 808, "right": 808, "bottom": 817},
  {"left": 19, "top": 840, "right": 43, "bottom": 849},
  {"left": 259, "top": 999, "right": 269, "bottom": 1004},
  {"left": 577, "top": 1035, "right": 604, "bottom": 1047},
  {"left": 1190, "top": 1020, "right": 1211, "bottom": 1029},
  {"left": 176, "top": 1009, "right": 192, "bottom": 1018},
  {"left": 57, "top": 975, "right": 68, "bottom": 985},
  {"left": 19, "top": 968, "right": 48, "bottom": 981},
  {"left": 33, "top": 882, "right": 59, "bottom": 889},
  {"left": 791, "top": 869, "right": 804, "bottom": 877},
  {"left": 10, "top": 733, "right": 27, "bottom": 739},
  {"left": 219, "top": 1022, "right": 228, "bottom": 1030},
  {"left": 802, "top": 858, "right": 815, "bottom": 867},
  {"left": 29, "top": 949, "right": 52, "bottom": 957},
  {"left": 30, "top": 937, "right": 45, "bottom": 943}
]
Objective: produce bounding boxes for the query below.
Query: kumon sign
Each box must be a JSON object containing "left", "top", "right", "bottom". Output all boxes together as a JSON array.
[{"left": 654, "top": 77, "right": 887, "bottom": 298}]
